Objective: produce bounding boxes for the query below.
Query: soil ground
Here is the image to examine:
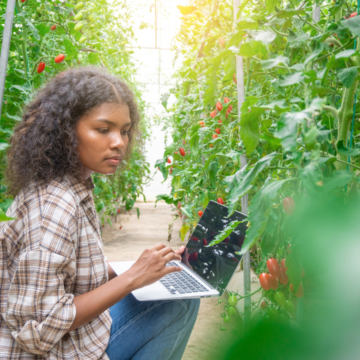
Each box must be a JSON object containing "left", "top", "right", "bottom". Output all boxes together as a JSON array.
[{"left": 102, "top": 202, "right": 244, "bottom": 359}]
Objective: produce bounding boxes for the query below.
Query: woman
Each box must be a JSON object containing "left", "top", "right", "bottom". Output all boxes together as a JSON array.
[{"left": 0, "top": 67, "right": 200, "bottom": 359}]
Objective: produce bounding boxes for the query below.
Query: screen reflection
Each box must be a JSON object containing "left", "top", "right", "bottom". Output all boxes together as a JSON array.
[{"left": 182, "top": 200, "right": 247, "bottom": 295}]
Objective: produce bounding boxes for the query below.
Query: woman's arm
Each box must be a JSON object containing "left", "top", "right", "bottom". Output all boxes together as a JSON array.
[
  {"left": 68, "top": 244, "right": 184, "bottom": 332},
  {"left": 107, "top": 262, "right": 117, "bottom": 280}
]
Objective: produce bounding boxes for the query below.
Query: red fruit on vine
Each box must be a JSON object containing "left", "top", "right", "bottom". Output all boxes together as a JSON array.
[
  {"left": 210, "top": 111, "right": 216, "bottom": 118},
  {"left": 267, "top": 258, "right": 281, "bottom": 278},
  {"left": 167, "top": 158, "right": 171, "bottom": 164},
  {"left": 179, "top": 148, "right": 185, "bottom": 156},
  {"left": 233, "top": 73, "right": 237, "bottom": 84},
  {"left": 51, "top": 25, "right": 57, "bottom": 30},
  {"left": 198, "top": 210, "right": 203, "bottom": 217},
  {"left": 212, "top": 134, "right": 218, "bottom": 139},
  {"left": 218, "top": 120, "right": 222, "bottom": 124},
  {"left": 259, "top": 273, "right": 271, "bottom": 291},
  {"left": 183, "top": 139, "right": 186, "bottom": 145},
  {"left": 177, "top": 202, "right": 182, "bottom": 209},
  {"left": 54, "top": 54, "right": 65, "bottom": 63},
  {"left": 199, "top": 120, "right": 205, "bottom": 127},
  {"left": 215, "top": 128, "right": 220, "bottom": 134},
  {"left": 209, "top": 144, "right": 213, "bottom": 148},
  {"left": 169, "top": 166, "right": 173, "bottom": 174},
  {"left": 281, "top": 259, "right": 285, "bottom": 268},
  {"left": 202, "top": 239, "right": 208, "bottom": 246},
  {"left": 295, "top": 283, "right": 304, "bottom": 298},
  {"left": 102, "top": 224, "right": 104, "bottom": 228},
  {"left": 349, "top": 12, "right": 357, "bottom": 17},
  {"left": 217, "top": 198, "right": 224, "bottom": 204},
  {"left": 228, "top": 104, "right": 233, "bottom": 112},
  {"left": 117, "top": 209, "right": 121, "bottom": 213},
  {"left": 278, "top": 270, "right": 289, "bottom": 285},
  {"left": 216, "top": 102, "right": 223, "bottom": 111},
  {"left": 119, "top": 226, "right": 122, "bottom": 230},
  {"left": 188, "top": 252, "right": 198, "bottom": 261},
  {"left": 290, "top": 284, "right": 294, "bottom": 292},
  {"left": 269, "top": 274, "right": 278, "bottom": 290},
  {"left": 37, "top": 62, "right": 46, "bottom": 74},
  {"left": 224, "top": 97, "right": 230, "bottom": 103},
  {"left": 174, "top": 151, "right": 179, "bottom": 154},
  {"left": 21, "top": 0, "right": 26, "bottom": 2},
  {"left": 260, "top": 301, "right": 268, "bottom": 309},
  {"left": 283, "top": 197, "right": 295, "bottom": 215}
]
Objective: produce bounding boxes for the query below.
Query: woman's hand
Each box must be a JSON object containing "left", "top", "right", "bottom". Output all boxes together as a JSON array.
[{"left": 126, "top": 243, "right": 185, "bottom": 290}]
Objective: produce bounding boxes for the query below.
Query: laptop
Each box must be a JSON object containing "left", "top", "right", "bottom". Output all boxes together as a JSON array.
[{"left": 109, "top": 200, "right": 247, "bottom": 301}]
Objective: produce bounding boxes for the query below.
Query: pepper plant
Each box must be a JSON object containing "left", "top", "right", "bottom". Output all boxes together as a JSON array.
[
  {"left": 0, "top": 0, "right": 151, "bottom": 222},
  {"left": 157, "top": 0, "right": 360, "bottom": 323}
]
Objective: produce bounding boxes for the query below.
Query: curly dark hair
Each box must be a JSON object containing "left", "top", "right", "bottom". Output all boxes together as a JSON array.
[{"left": 6, "top": 67, "right": 141, "bottom": 195}]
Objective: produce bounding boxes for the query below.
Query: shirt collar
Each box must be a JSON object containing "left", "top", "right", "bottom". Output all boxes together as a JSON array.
[{"left": 64, "top": 174, "right": 95, "bottom": 204}]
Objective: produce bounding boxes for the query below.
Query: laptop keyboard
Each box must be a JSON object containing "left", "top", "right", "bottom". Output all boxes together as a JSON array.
[{"left": 159, "top": 261, "right": 209, "bottom": 295}]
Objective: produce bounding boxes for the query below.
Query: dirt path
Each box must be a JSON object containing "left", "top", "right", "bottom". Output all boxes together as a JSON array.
[{"left": 102, "top": 202, "right": 242, "bottom": 359}]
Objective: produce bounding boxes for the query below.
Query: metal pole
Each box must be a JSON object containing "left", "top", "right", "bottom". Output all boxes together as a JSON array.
[
  {"left": 0, "top": 0, "right": 16, "bottom": 118},
  {"left": 233, "top": 0, "right": 251, "bottom": 332}
]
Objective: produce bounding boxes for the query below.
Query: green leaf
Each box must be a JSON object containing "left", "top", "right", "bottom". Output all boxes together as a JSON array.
[
  {"left": 286, "top": 245, "right": 302, "bottom": 293},
  {"left": 225, "top": 152, "right": 281, "bottom": 215},
  {"left": 276, "top": 9, "right": 305, "bottom": 18},
  {"left": 249, "top": 30, "right": 276, "bottom": 44},
  {"left": 238, "top": 179, "right": 292, "bottom": 255},
  {"left": 341, "top": 16, "right": 360, "bottom": 37},
  {"left": 0, "top": 209, "right": 16, "bottom": 222},
  {"left": 223, "top": 55, "right": 236, "bottom": 82},
  {"left": 189, "top": 133, "right": 199, "bottom": 157},
  {"left": 209, "top": 161, "right": 219, "bottom": 187},
  {"left": 63, "top": 39, "right": 77, "bottom": 58},
  {"left": 136, "top": 207, "right": 140, "bottom": 219},
  {"left": 161, "top": 92, "right": 170, "bottom": 109},
  {"left": 287, "top": 31, "right": 310, "bottom": 43},
  {"left": 88, "top": 52, "right": 100, "bottom": 64},
  {"left": 337, "top": 67, "right": 359, "bottom": 88},
  {"left": 335, "top": 49, "right": 357, "bottom": 59},
  {"left": 336, "top": 140, "right": 360, "bottom": 156},
  {"left": 240, "top": 107, "right": 266, "bottom": 155},
  {"left": 177, "top": 5, "right": 196, "bottom": 15},
  {"left": 107, "top": 218, "right": 112, "bottom": 227},
  {"left": 278, "top": 72, "right": 304, "bottom": 86},
  {"left": 322, "top": 170, "right": 353, "bottom": 192},
  {"left": 180, "top": 225, "right": 190, "bottom": 241},
  {"left": 208, "top": 220, "right": 244, "bottom": 246},
  {"left": 260, "top": 55, "right": 289, "bottom": 69},
  {"left": 180, "top": 205, "right": 194, "bottom": 221},
  {"left": 155, "top": 194, "right": 175, "bottom": 205},
  {"left": 265, "top": 0, "right": 277, "bottom": 13},
  {"left": 259, "top": 100, "right": 289, "bottom": 111},
  {"left": 304, "top": 42, "right": 324, "bottom": 65},
  {"left": 237, "top": 20, "right": 259, "bottom": 30}
]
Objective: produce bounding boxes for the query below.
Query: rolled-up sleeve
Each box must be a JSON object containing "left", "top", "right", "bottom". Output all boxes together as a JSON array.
[
  {"left": 5, "top": 250, "right": 76, "bottom": 355},
  {"left": 4, "top": 191, "right": 78, "bottom": 355}
]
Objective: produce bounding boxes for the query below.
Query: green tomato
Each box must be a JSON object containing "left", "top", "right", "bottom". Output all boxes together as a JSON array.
[
  {"left": 74, "top": 12, "right": 83, "bottom": 21},
  {"left": 228, "top": 295, "right": 238, "bottom": 307},
  {"left": 74, "top": 22, "right": 84, "bottom": 31},
  {"left": 274, "top": 292, "right": 286, "bottom": 307},
  {"left": 284, "top": 300, "right": 295, "bottom": 314},
  {"left": 227, "top": 306, "right": 236, "bottom": 316},
  {"left": 267, "top": 307, "right": 279, "bottom": 321},
  {"left": 79, "top": 35, "right": 87, "bottom": 43},
  {"left": 75, "top": 2, "right": 84, "bottom": 10},
  {"left": 223, "top": 315, "right": 231, "bottom": 324}
]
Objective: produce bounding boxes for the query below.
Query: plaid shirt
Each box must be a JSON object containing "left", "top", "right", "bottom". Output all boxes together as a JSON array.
[{"left": 0, "top": 175, "right": 111, "bottom": 359}]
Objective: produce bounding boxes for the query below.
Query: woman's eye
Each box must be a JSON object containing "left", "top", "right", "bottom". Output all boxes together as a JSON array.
[
  {"left": 98, "top": 128, "right": 109, "bottom": 133},
  {"left": 121, "top": 131, "right": 130, "bottom": 136}
]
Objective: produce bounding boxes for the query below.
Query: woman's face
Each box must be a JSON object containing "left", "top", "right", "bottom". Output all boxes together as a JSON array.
[{"left": 76, "top": 102, "right": 132, "bottom": 179}]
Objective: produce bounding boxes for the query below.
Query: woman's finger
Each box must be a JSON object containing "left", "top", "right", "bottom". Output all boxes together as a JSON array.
[
  {"left": 158, "top": 246, "right": 175, "bottom": 257},
  {"left": 164, "top": 251, "right": 181, "bottom": 263},
  {"left": 174, "top": 246, "right": 185, "bottom": 255}
]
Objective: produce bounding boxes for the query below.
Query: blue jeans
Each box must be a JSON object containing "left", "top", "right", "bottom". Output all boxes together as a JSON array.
[{"left": 105, "top": 294, "right": 200, "bottom": 360}]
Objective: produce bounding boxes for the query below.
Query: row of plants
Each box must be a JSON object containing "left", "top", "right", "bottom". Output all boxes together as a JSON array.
[
  {"left": 0, "top": 0, "right": 151, "bottom": 224},
  {"left": 156, "top": 0, "right": 359, "bottom": 326}
]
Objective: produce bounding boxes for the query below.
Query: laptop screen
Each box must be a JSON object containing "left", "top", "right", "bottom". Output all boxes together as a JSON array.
[{"left": 181, "top": 200, "right": 247, "bottom": 295}]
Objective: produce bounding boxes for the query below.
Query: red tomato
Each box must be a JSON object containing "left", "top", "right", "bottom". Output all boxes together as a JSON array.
[
  {"left": 233, "top": 73, "right": 237, "bottom": 84},
  {"left": 281, "top": 259, "right": 286, "bottom": 268},
  {"left": 295, "top": 283, "right": 304, "bottom": 298},
  {"left": 290, "top": 284, "right": 294, "bottom": 292},
  {"left": 174, "top": 151, "right": 179, "bottom": 154},
  {"left": 179, "top": 148, "right": 185, "bottom": 156},
  {"left": 269, "top": 274, "right": 278, "bottom": 290},
  {"left": 54, "top": 54, "right": 65, "bottom": 63},
  {"left": 51, "top": 25, "right": 57, "bottom": 30},
  {"left": 267, "top": 258, "right": 281, "bottom": 278},
  {"left": 177, "top": 202, "right": 181, "bottom": 209},
  {"left": 37, "top": 62, "right": 46, "bottom": 74},
  {"left": 167, "top": 158, "right": 171, "bottom": 164},
  {"left": 169, "top": 166, "right": 173, "bottom": 174},
  {"left": 217, "top": 198, "right": 224, "bottom": 204},
  {"left": 259, "top": 273, "right": 271, "bottom": 291},
  {"left": 278, "top": 270, "right": 289, "bottom": 285},
  {"left": 283, "top": 197, "right": 295, "bottom": 215},
  {"left": 212, "top": 134, "right": 218, "bottom": 139},
  {"left": 210, "top": 111, "right": 216, "bottom": 118},
  {"left": 224, "top": 97, "right": 230, "bottom": 103},
  {"left": 216, "top": 102, "right": 223, "bottom": 111},
  {"left": 202, "top": 239, "right": 208, "bottom": 246},
  {"left": 199, "top": 121, "right": 205, "bottom": 127},
  {"left": 215, "top": 128, "right": 220, "bottom": 134},
  {"left": 260, "top": 301, "right": 268, "bottom": 309},
  {"left": 350, "top": 12, "right": 357, "bottom": 17},
  {"left": 228, "top": 104, "right": 233, "bottom": 112},
  {"left": 209, "top": 144, "right": 213, "bottom": 148},
  {"left": 21, "top": 0, "right": 26, "bottom": 2},
  {"left": 188, "top": 252, "right": 198, "bottom": 261},
  {"left": 119, "top": 226, "right": 122, "bottom": 230},
  {"left": 218, "top": 120, "right": 222, "bottom": 124},
  {"left": 117, "top": 209, "right": 121, "bottom": 213},
  {"left": 198, "top": 210, "right": 203, "bottom": 217},
  {"left": 183, "top": 140, "right": 186, "bottom": 145}
]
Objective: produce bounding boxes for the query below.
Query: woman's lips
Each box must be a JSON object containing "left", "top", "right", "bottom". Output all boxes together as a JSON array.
[{"left": 105, "top": 158, "right": 121, "bottom": 165}]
